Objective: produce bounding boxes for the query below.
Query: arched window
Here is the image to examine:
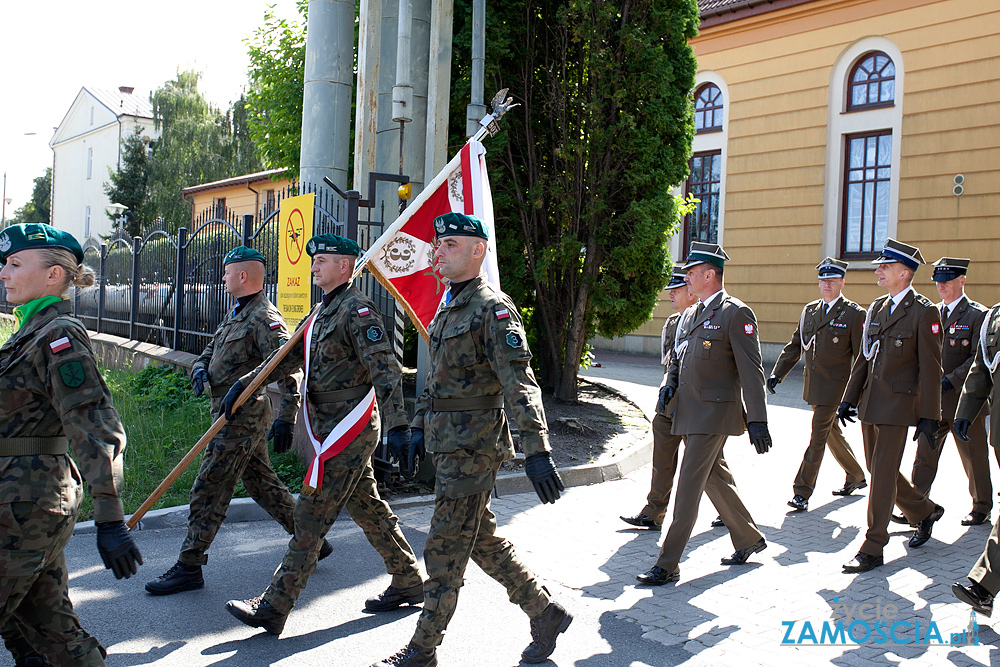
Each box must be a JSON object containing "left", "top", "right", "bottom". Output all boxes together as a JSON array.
[
  {"left": 847, "top": 51, "right": 895, "bottom": 111},
  {"left": 694, "top": 83, "right": 724, "bottom": 133}
]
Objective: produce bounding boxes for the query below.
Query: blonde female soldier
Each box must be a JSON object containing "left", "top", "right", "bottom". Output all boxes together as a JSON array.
[{"left": 0, "top": 223, "right": 142, "bottom": 666}]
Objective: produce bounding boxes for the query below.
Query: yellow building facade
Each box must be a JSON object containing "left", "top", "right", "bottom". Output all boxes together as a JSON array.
[
  {"left": 181, "top": 168, "right": 292, "bottom": 229},
  {"left": 596, "top": 0, "right": 999, "bottom": 358}
]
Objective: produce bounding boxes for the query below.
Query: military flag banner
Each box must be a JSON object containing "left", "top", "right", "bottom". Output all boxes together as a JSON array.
[{"left": 367, "top": 140, "right": 500, "bottom": 341}]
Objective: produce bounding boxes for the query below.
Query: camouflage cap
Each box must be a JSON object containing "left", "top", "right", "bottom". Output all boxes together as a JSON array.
[
  {"left": 223, "top": 245, "right": 266, "bottom": 266},
  {"left": 306, "top": 233, "right": 361, "bottom": 257},
  {"left": 433, "top": 212, "right": 488, "bottom": 240},
  {"left": 0, "top": 223, "right": 84, "bottom": 264}
]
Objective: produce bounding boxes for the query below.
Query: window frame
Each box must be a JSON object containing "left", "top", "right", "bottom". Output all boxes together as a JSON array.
[
  {"left": 694, "top": 83, "right": 724, "bottom": 135},
  {"left": 683, "top": 149, "right": 723, "bottom": 250},
  {"left": 847, "top": 51, "right": 896, "bottom": 112},
  {"left": 840, "top": 129, "right": 893, "bottom": 259}
]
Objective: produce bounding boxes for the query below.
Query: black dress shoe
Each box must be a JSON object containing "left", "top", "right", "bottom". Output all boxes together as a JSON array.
[
  {"left": 952, "top": 581, "right": 994, "bottom": 618},
  {"left": 721, "top": 538, "right": 766, "bottom": 565},
  {"left": 620, "top": 513, "right": 661, "bottom": 529},
  {"left": 711, "top": 516, "right": 725, "bottom": 528},
  {"left": 365, "top": 583, "right": 425, "bottom": 611},
  {"left": 909, "top": 504, "right": 944, "bottom": 547},
  {"left": 787, "top": 495, "right": 808, "bottom": 512},
  {"left": 832, "top": 480, "right": 867, "bottom": 496},
  {"left": 889, "top": 513, "right": 910, "bottom": 525},
  {"left": 962, "top": 511, "right": 990, "bottom": 526},
  {"left": 635, "top": 566, "right": 679, "bottom": 585},
  {"left": 843, "top": 552, "right": 883, "bottom": 573}
]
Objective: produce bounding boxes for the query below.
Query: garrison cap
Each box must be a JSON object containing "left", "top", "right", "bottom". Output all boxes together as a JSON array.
[
  {"left": 223, "top": 245, "right": 266, "bottom": 266},
  {"left": 433, "top": 212, "right": 488, "bottom": 240},
  {"left": 816, "top": 257, "right": 848, "bottom": 279},
  {"left": 666, "top": 268, "right": 688, "bottom": 290},
  {"left": 0, "top": 223, "right": 84, "bottom": 264},
  {"left": 871, "top": 238, "right": 924, "bottom": 271},
  {"left": 931, "top": 257, "right": 970, "bottom": 282},
  {"left": 306, "top": 233, "right": 361, "bottom": 257},
  {"left": 681, "top": 242, "right": 730, "bottom": 270}
]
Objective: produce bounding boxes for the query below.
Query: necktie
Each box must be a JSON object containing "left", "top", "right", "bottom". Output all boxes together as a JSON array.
[{"left": 943, "top": 305, "right": 950, "bottom": 322}]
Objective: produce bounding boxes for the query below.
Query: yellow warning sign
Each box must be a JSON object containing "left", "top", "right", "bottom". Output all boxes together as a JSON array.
[{"left": 277, "top": 193, "right": 313, "bottom": 330}]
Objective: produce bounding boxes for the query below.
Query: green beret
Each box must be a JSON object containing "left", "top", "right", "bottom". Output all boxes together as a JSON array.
[
  {"left": 223, "top": 245, "right": 266, "bottom": 266},
  {"left": 306, "top": 233, "right": 360, "bottom": 257},
  {"left": 0, "top": 223, "right": 84, "bottom": 264},
  {"left": 433, "top": 212, "right": 488, "bottom": 240}
]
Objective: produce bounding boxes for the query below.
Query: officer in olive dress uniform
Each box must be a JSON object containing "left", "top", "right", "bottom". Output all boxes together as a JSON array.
[
  {"left": 375, "top": 213, "right": 570, "bottom": 667},
  {"left": 838, "top": 239, "right": 945, "bottom": 573},
  {"left": 620, "top": 268, "right": 707, "bottom": 529},
  {"left": 146, "top": 246, "right": 314, "bottom": 596},
  {"left": 636, "top": 242, "right": 772, "bottom": 586},
  {"left": 952, "top": 300, "right": 1000, "bottom": 616},
  {"left": 768, "top": 258, "right": 867, "bottom": 512},
  {"left": 905, "top": 258, "right": 992, "bottom": 526},
  {"left": 0, "top": 223, "right": 142, "bottom": 666},
  {"left": 224, "top": 234, "right": 422, "bottom": 635}
]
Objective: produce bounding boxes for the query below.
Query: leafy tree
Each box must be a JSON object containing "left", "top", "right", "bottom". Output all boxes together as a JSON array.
[
  {"left": 245, "top": 0, "right": 308, "bottom": 175},
  {"left": 104, "top": 126, "right": 150, "bottom": 236},
  {"left": 8, "top": 167, "right": 52, "bottom": 226},
  {"left": 451, "top": 0, "right": 700, "bottom": 400}
]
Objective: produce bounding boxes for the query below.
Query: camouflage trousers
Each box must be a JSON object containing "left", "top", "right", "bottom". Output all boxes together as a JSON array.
[
  {"left": 0, "top": 501, "right": 105, "bottom": 666},
  {"left": 412, "top": 451, "right": 550, "bottom": 649},
  {"left": 263, "top": 436, "right": 421, "bottom": 614},
  {"left": 179, "top": 395, "right": 297, "bottom": 566}
]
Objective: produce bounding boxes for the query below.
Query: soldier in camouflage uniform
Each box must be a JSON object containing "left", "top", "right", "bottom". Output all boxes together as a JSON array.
[
  {"left": 0, "top": 223, "right": 142, "bottom": 666},
  {"left": 375, "top": 213, "right": 571, "bottom": 667},
  {"left": 224, "top": 233, "right": 422, "bottom": 635},
  {"left": 146, "top": 246, "right": 323, "bottom": 596}
]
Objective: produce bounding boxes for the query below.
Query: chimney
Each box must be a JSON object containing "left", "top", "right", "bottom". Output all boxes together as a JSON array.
[{"left": 119, "top": 86, "right": 134, "bottom": 95}]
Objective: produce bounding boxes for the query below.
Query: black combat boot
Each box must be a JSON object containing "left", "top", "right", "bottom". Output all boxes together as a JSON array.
[
  {"left": 319, "top": 538, "right": 333, "bottom": 561},
  {"left": 364, "top": 583, "right": 424, "bottom": 611},
  {"left": 14, "top": 653, "right": 50, "bottom": 667},
  {"left": 521, "top": 601, "right": 573, "bottom": 663},
  {"left": 371, "top": 642, "right": 437, "bottom": 667},
  {"left": 225, "top": 596, "right": 288, "bottom": 635},
  {"left": 145, "top": 561, "right": 204, "bottom": 595}
]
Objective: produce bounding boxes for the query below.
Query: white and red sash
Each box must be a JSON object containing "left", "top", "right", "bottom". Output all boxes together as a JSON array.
[{"left": 301, "top": 314, "right": 376, "bottom": 492}]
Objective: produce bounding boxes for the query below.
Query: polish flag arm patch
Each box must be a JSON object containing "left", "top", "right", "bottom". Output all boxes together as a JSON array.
[
  {"left": 931, "top": 322, "right": 940, "bottom": 335},
  {"left": 495, "top": 308, "right": 510, "bottom": 320},
  {"left": 357, "top": 307, "right": 371, "bottom": 317},
  {"left": 269, "top": 321, "right": 282, "bottom": 330},
  {"left": 744, "top": 323, "right": 755, "bottom": 335},
  {"left": 49, "top": 337, "right": 73, "bottom": 354}
]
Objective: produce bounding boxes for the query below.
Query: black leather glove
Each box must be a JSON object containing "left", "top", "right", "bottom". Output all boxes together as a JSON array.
[
  {"left": 913, "top": 418, "right": 940, "bottom": 450},
  {"left": 954, "top": 418, "right": 972, "bottom": 442},
  {"left": 524, "top": 452, "right": 565, "bottom": 504},
  {"left": 656, "top": 385, "right": 675, "bottom": 413},
  {"left": 96, "top": 520, "right": 143, "bottom": 580},
  {"left": 191, "top": 368, "right": 209, "bottom": 398},
  {"left": 836, "top": 402, "right": 857, "bottom": 426},
  {"left": 387, "top": 426, "right": 413, "bottom": 476},
  {"left": 267, "top": 419, "right": 294, "bottom": 453},
  {"left": 941, "top": 377, "right": 954, "bottom": 392},
  {"left": 766, "top": 374, "right": 780, "bottom": 394},
  {"left": 747, "top": 422, "right": 772, "bottom": 454},
  {"left": 222, "top": 380, "right": 245, "bottom": 421},
  {"left": 408, "top": 428, "right": 426, "bottom": 475}
]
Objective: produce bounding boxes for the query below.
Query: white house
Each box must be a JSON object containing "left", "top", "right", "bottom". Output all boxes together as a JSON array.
[{"left": 49, "top": 86, "right": 157, "bottom": 243}]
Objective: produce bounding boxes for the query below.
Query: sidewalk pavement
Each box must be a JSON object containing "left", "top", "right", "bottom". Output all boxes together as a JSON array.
[{"left": 8, "top": 354, "right": 997, "bottom": 666}]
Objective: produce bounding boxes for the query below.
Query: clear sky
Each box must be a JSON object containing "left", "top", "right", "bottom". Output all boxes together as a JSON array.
[{"left": 0, "top": 0, "right": 301, "bottom": 216}]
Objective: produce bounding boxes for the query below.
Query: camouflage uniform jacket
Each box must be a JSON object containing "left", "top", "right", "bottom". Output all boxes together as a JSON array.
[
  {"left": 243, "top": 284, "right": 408, "bottom": 468},
  {"left": 412, "top": 274, "right": 550, "bottom": 460},
  {"left": 0, "top": 300, "right": 126, "bottom": 522},
  {"left": 193, "top": 290, "right": 299, "bottom": 422}
]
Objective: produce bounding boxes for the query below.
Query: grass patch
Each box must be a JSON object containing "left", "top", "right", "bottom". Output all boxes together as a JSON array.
[{"left": 0, "top": 317, "right": 14, "bottom": 346}]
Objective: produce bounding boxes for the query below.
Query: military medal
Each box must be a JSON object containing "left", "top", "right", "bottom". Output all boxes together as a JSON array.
[
  {"left": 950, "top": 339, "right": 956, "bottom": 346},
  {"left": 963, "top": 339, "right": 969, "bottom": 346},
  {"left": 895, "top": 339, "right": 903, "bottom": 347},
  {"left": 703, "top": 340, "right": 712, "bottom": 349},
  {"left": 832, "top": 336, "right": 839, "bottom": 343}
]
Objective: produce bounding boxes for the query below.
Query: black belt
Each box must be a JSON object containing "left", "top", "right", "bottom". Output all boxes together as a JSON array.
[
  {"left": 0, "top": 436, "right": 69, "bottom": 456},
  {"left": 210, "top": 384, "right": 265, "bottom": 398},
  {"left": 309, "top": 385, "right": 371, "bottom": 404},
  {"left": 431, "top": 395, "right": 504, "bottom": 411}
]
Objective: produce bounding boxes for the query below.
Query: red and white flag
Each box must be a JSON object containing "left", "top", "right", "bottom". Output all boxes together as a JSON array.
[{"left": 366, "top": 141, "right": 500, "bottom": 341}]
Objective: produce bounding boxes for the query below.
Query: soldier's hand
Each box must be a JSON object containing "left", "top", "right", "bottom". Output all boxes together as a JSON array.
[
  {"left": 524, "top": 452, "right": 565, "bottom": 504},
  {"left": 913, "top": 418, "right": 940, "bottom": 449},
  {"left": 766, "top": 374, "right": 780, "bottom": 394},
  {"left": 408, "top": 428, "right": 426, "bottom": 475},
  {"left": 191, "top": 368, "right": 209, "bottom": 398},
  {"left": 954, "top": 418, "right": 972, "bottom": 442},
  {"left": 387, "top": 426, "right": 413, "bottom": 476},
  {"left": 267, "top": 419, "right": 294, "bottom": 453},
  {"left": 836, "top": 402, "right": 857, "bottom": 426},
  {"left": 96, "top": 521, "right": 143, "bottom": 580},
  {"left": 941, "top": 377, "right": 954, "bottom": 392},
  {"left": 222, "top": 380, "right": 245, "bottom": 421},
  {"left": 747, "top": 422, "right": 772, "bottom": 454},
  {"left": 656, "top": 385, "right": 675, "bottom": 413}
]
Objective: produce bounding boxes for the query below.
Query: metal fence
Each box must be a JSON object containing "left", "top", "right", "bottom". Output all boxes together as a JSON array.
[{"left": 0, "top": 181, "right": 403, "bottom": 357}]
